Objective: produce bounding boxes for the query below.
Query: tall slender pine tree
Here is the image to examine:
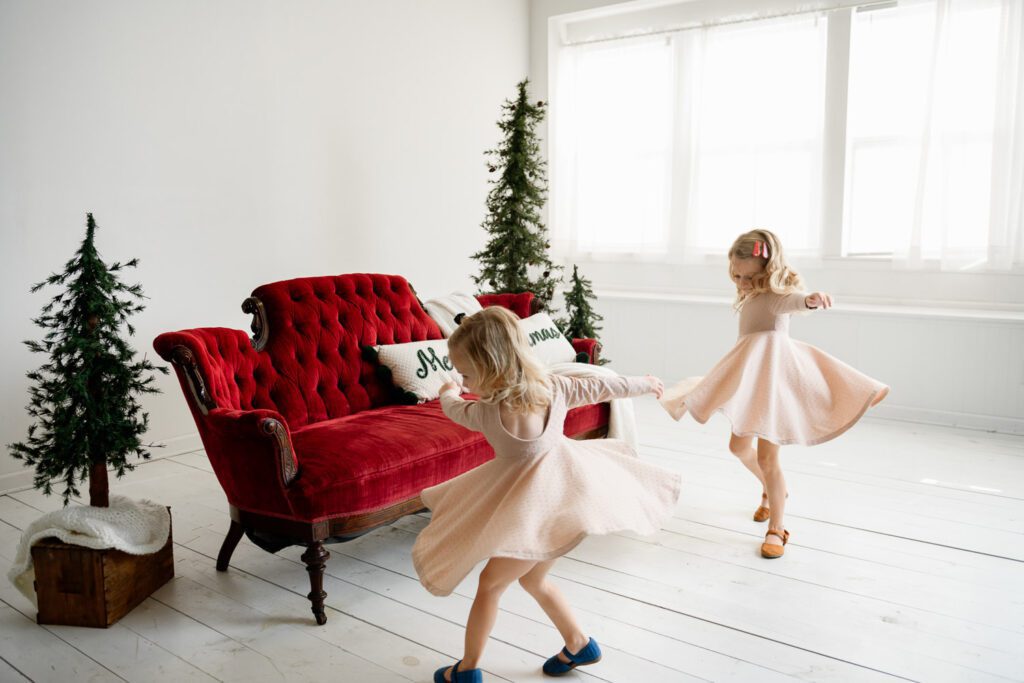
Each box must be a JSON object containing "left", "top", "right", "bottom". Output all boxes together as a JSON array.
[
  {"left": 9, "top": 214, "right": 165, "bottom": 506},
  {"left": 472, "top": 79, "right": 562, "bottom": 310}
]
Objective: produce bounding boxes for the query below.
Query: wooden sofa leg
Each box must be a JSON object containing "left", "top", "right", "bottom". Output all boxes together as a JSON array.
[
  {"left": 301, "top": 541, "right": 330, "bottom": 625},
  {"left": 217, "top": 520, "right": 244, "bottom": 572}
]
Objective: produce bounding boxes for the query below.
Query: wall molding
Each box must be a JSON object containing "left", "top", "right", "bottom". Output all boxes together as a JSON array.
[
  {"left": 870, "top": 405, "right": 1024, "bottom": 436},
  {"left": 594, "top": 290, "right": 1024, "bottom": 437},
  {"left": 595, "top": 289, "right": 1024, "bottom": 324}
]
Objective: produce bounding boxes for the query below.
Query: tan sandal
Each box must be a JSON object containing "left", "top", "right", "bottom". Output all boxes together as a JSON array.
[
  {"left": 760, "top": 528, "right": 789, "bottom": 559},
  {"left": 753, "top": 491, "right": 787, "bottom": 523},
  {"left": 753, "top": 493, "right": 770, "bottom": 522}
]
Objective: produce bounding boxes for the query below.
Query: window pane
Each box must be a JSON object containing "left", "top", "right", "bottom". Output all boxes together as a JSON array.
[
  {"left": 570, "top": 39, "right": 673, "bottom": 253},
  {"left": 690, "top": 15, "right": 827, "bottom": 252},
  {"left": 845, "top": 1, "right": 1002, "bottom": 257},
  {"left": 846, "top": 142, "right": 917, "bottom": 254}
]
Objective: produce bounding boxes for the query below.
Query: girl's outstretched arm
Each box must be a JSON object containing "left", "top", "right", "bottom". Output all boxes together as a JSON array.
[
  {"left": 804, "top": 291, "right": 833, "bottom": 309},
  {"left": 439, "top": 385, "right": 485, "bottom": 431},
  {"left": 768, "top": 291, "right": 826, "bottom": 315},
  {"left": 555, "top": 374, "right": 660, "bottom": 410}
]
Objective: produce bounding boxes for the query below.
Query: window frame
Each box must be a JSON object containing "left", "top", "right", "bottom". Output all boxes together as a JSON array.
[
  {"left": 548, "top": 3, "right": 1015, "bottom": 270},
  {"left": 538, "top": 0, "right": 1024, "bottom": 311}
]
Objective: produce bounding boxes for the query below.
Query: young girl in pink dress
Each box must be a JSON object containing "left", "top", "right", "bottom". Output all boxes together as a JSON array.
[
  {"left": 412, "top": 306, "right": 681, "bottom": 683},
  {"left": 661, "top": 229, "right": 888, "bottom": 559}
]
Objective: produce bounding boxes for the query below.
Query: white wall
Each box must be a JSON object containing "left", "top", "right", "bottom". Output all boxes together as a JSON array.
[
  {"left": 0, "top": 0, "right": 529, "bottom": 491},
  {"left": 596, "top": 293, "right": 1024, "bottom": 434}
]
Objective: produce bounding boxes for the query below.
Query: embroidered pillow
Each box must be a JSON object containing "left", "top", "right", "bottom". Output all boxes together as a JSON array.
[
  {"left": 370, "top": 339, "right": 463, "bottom": 404},
  {"left": 518, "top": 313, "right": 576, "bottom": 366}
]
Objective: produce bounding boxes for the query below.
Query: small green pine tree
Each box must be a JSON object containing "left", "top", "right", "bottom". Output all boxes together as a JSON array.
[
  {"left": 472, "top": 79, "right": 562, "bottom": 310},
  {"left": 562, "top": 265, "right": 609, "bottom": 364},
  {"left": 9, "top": 214, "right": 166, "bottom": 506}
]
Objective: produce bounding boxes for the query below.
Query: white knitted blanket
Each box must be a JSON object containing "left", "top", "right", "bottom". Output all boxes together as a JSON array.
[
  {"left": 7, "top": 495, "right": 171, "bottom": 606},
  {"left": 548, "top": 362, "right": 639, "bottom": 450},
  {"left": 423, "top": 292, "right": 483, "bottom": 337}
]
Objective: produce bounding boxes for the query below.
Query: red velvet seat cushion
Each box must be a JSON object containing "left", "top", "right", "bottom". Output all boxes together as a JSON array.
[
  {"left": 287, "top": 401, "right": 611, "bottom": 520},
  {"left": 564, "top": 401, "right": 609, "bottom": 436}
]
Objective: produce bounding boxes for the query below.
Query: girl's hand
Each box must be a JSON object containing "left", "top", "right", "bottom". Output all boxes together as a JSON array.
[
  {"left": 439, "top": 381, "right": 460, "bottom": 395},
  {"left": 805, "top": 292, "right": 833, "bottom": 310},
  {"left": 646, "top": 375, "right": 664, "bottom": 399}
]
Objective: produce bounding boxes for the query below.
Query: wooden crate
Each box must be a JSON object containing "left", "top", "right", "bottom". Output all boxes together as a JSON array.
[{"left": 32, "top": 514, "right": 174, "bottom": 628}]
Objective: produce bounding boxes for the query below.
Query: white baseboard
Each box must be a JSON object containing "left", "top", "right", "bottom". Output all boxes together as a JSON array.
[
  {"left": 872, "top": 405, "right": 1024, "bottom": 435},
  {"left": 0, "top": 432, "right": 203, "bottom": 496},
  {"left": 157, "top": 433, "right": 204, "bottom": 459},
  {"left": 0, "top": 469, "right": 35, "bottom": 496}
]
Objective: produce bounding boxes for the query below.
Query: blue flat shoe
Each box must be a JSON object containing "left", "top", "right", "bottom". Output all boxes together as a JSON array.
[
  {"left": 542, "top": 638, "right": 602, "bottom": 676},
  {"left": 434, "top": 660, "right": 483, "bottom": 683}
]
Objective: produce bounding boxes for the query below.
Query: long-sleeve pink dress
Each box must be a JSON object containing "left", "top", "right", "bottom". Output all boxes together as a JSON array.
[
  {"left": 412, "top": 374, "right": 682, "bottom": 597},
  {"left": 660, "top": 291, "right": 889, "bottom": 446}
]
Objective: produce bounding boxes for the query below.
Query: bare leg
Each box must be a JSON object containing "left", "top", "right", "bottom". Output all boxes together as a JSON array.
[
  {"left": 445, "top": 557, "right": 537, "bottom": 679},
  {"left": 729, "top": 433, "right": 768, "bottom": 495},
  {"left": 757, "top": 439, "right": 787, "bottom": 545},
  {"left": 519, "top": 560, "right": 590, "bottom": 663}
]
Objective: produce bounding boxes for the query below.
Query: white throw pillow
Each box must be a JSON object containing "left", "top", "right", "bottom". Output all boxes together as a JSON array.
[
  {"left": 518, "top": 313, "right": 576, "bottom": 366},
  {"left": 423, "top": 292, "right": 483, "bottom": 338},
  {"left": 373, "top": 339, "right": 463, "bottom": 404}
]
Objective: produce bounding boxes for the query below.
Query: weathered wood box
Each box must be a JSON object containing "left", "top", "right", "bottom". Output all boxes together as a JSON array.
[{"left": 31, "top": 515, "right": 174, "bottom": 628}]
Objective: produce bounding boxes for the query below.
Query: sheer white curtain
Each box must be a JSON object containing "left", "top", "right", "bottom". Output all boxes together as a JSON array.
[
  {"left": 682, "top": 15, "right": 827, "bottom": 256},
  {"left": 550, "top": 37, "right": 674, "bottom": 255},
  {"left": 988, "top": 0, "right": 1024, "bottom": 270},
  {"left": 552, "top": 0, "right": 1023, "bottom": 270},
  {"left": 552, "top": 15, "right": 827, "bottom": 259},
  {"left": 845, "top": 0, "right": 1024, "bottom": 270}
]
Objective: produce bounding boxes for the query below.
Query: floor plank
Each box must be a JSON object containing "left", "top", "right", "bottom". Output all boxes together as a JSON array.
[
  {"left": 342, "top": 518, "right": 888, "bottom": 683},
  {"left": 0, "top": 655, "right": 32, "bottom": 683}
]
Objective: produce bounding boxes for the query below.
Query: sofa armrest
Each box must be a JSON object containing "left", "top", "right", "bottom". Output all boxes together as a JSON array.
[
  {"left": 571, "top": 338, "right": 601, "bottom": 365},
  {"left": 155, "top": 329, "right": 264, "bottom": 414},
  {"left": 202, "top": 408, "right": 300, "bottom": 515}
]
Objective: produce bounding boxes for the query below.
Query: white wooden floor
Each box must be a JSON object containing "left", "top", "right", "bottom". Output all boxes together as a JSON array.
[{"left": 1, "top": 400, "right": 1022, "bottom": 683}]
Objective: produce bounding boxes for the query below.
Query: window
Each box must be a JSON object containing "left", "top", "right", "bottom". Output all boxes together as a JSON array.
[
  {"left": 845, "top": 1, "right": 1003, "bottom": 261},
  {"left": 688, "top": 16, "right": 826, "bottom": 253},
  {"left": 555, "top": 39, "right": 673, "bottom": 254},
  {"left": 552, "top": 0, "right": 1023, "bottom": 270}
]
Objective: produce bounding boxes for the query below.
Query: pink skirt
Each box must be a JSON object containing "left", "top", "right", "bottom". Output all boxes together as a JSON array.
[
  {"left": 660, "top": 331, "right": 888, "bottom": 446},
  {"left": 412, "top": 438, "right": 681, "bottom": 596}
]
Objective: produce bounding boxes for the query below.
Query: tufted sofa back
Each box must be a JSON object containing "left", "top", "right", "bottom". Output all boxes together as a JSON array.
[
  {"left": 154, "top": 274, "right": 442, "bottom": 430},
  {"left": 244, "top": 273, "right": 442, "bottom": 427}
]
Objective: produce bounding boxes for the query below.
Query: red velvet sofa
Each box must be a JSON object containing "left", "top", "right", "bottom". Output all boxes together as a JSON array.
[{"left": 154, "top": 273, "right": 605, "bottom": 624}]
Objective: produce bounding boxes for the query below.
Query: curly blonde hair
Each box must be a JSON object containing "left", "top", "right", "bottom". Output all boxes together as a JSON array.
[
  {"left": 448, "top": 306, "right": 551, "bottom": 414},
  {"left": 728, "top": 229, "right": 804, "bottom": 310}
]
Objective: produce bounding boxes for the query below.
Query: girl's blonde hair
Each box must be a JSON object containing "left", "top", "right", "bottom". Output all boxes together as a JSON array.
[
  {"left": 728, "top": 229, "right": 804, "bottom": 309},
  {"left": 448, "top": 306, "right": 551, "bottom": 414}
]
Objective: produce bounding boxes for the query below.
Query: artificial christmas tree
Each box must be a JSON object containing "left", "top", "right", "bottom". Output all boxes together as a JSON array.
[
  {"left": 8, "top": 213, "right": 173, "bottom": 627},
  {"left": 561, "top": 265, "right": 609, "bottom": 364},
  {"left": 11, "top": 213, "right": 165, "bottom": 506},
  {"left": 472, "top": 79, "right": 562, "bottom": 310}
]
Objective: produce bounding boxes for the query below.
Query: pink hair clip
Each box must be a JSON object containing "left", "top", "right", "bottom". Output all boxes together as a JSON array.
[{"left": 754, "top": 240, "right": 769, "bottom": 259}]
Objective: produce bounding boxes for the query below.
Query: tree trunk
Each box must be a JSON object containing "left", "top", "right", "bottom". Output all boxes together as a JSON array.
[
  {"left": 89, "top": 459, "right": 109, "bottom": 508},
  {"left": 85, "top": 314, "right": 109, "bottom": 508}
]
